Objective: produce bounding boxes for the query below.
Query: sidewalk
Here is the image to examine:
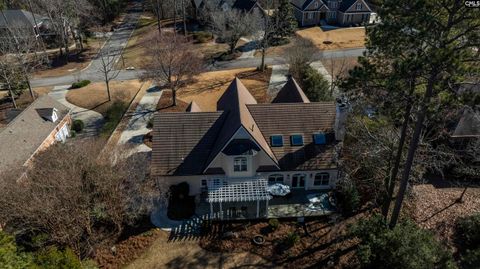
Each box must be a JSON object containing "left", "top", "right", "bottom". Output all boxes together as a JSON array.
[
  {"left": 117, "top": 85, "right": 162, "bottom": 154},
  {"left": 267, "top": 64, "right": 289, "bottom": 98}
]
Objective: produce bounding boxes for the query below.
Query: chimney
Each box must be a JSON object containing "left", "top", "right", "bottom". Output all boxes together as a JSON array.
[{"left": 334, "top": 98, "right": 349, "bottom": 141}]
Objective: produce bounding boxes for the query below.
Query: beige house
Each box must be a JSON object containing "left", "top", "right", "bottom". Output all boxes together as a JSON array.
[
  {"left": 0, "top": 95, "right": 71, "bottom": 175},
  {"left": 291, "top": 0, "right": 373, "bottom": 26},
  {"left": 152, "top": 77, "right": 348, "bottom": 220}
]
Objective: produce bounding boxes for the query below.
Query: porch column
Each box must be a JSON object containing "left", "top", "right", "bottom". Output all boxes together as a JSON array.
[
  {"left": 210, "top": 202, "right": 213, "bottom": 219},
  {"left": 219, "top": 201, "right": 223, "bottom": 220},
  {"left": 256, "top": 200, "right": 260, "bottom": 218},
  {"left": 265, "top": 199, "right": 269, "bottom": 218}
]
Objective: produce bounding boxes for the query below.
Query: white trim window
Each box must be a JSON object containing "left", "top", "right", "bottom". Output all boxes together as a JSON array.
[
  {"left": 314, "top": 172, "right": 330, "bottom": 186},
  {"left": 268, "top": 174, "right": 284, "bottom": 185},
  {"left": 291, "top": 173, "right": 306, "bottom": 188},
  {"left": 233, "top": 157, "right": 247, "bottom": 172},
  {"left": 356, "top": 3, "right": 362, "bottom": 10},
  {"left": 308, "top": 12, "right": 314, "bottom": 20}
]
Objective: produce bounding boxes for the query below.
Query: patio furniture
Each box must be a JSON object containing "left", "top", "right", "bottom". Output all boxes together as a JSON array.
[{"left": 267, "top": 183, "right": 291, "bottom": 197}]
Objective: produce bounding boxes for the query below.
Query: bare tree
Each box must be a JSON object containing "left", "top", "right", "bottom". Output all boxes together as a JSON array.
[
  {"left": 210, "top": 8, "right": 258, "bottom": 54},
  {"left": 285, "top": 38, "right": 317, "bottom": 78},
  {"left": 0, "top": 141, "right": 164, "bottom": 257},
  {"left": 142, "top": 32, "right": 203, "bottom": 106},
  {"left": 254, "top": 1, "right": 275, "bottom": 71},
  {"left": 98, "top": 44, "right": 121, "bottom": 101}
]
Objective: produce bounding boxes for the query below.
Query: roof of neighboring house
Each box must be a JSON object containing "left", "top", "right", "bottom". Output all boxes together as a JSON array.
[
  {"left": 0, "top": 95, "right": 70, "bottom": 174},
  {"left": 151, "top": 78, "right": 338, "bottom": 176},
  {"left": 0, "top": 9, "right": 46, "bottom": 28},
  {"left": 186, "top": 101, "right": 202, "bottom": 112},
  {"left": 338, "top": 0, "right": 371, "bottom": 13},
  {"left": 452, "top": 108, "right": 480, "bottom": 138},
  {"left": 291, "top": 0, "right": 328, "bottom": 10},
  {"left": 272, "top": 76, "right": 310, "bottom": 103},
  {"left": 231, "top": 0, "right": 259, "bottom": 12}
]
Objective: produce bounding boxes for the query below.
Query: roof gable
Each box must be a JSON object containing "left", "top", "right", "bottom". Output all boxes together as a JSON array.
[
  {"left": 304, "top": 0, "right": 328, "bottom": 11},
  {"left": 186, "top": 101, "right": 202, "bottom": 112},
  {"left": 272, "top": 76, "right": 310, "bottom": 103},
  {"left": 339, "top": 0, "right": 371, "bottom": 13},
  {"left": 0, "top": 9, "right": 45, "bottom": 28},
  {"left": 204, "top": 78, "right": 278, "bottom": 171}
]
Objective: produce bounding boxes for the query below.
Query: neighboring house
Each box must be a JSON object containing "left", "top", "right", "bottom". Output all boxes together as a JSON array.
[
  {"left": 152, "top": 77, "right": 348, "bottom": 220},
  {"left": 0, "top": 95, "right": 71, "bottom": 175},
  {"left": 290, "top": 0, "right": 373, "bottom": 26},
  {"left": 0, "top": 9, "right": 51, "bottom": 40}
]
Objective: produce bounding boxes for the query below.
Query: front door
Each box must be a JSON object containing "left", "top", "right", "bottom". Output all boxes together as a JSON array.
[{"left": 291, "top": 174, "right": 306, "bottom": 188}]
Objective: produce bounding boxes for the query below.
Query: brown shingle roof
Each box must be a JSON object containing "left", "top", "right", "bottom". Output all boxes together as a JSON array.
[
  {"left": 272, "top": 76, "right": 310, "bottom": 104},
  {"left": 151, "top": 112, "right": 226, "bottom": 176},
  {"left": 0, "top": 95, "right": 70, "bottom": 174},
  {"left": 204, "top": 78, "right": 278, "bottom": 171},
  {"left": 247, "top": 102, "right": 337, "bottom": 170}
]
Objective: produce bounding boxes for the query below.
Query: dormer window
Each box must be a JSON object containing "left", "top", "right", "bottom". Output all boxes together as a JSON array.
[
  {"left": 270, "top": 135, "right": 283, "bottom": 147},
  {"left": 233, "top": 157, "right": 247, "bottom": 172},
  {"left": 290, "top": 134, "right": 304, "bottom": 146},
  {"left": 313, "top": 133, "right": 326, "bottom": 145}
]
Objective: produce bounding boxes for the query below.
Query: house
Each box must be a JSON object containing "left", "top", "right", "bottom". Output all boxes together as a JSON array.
[
  {"left": 290, "top": 0, "right": 373, "bottom": 27},
  {"left": 0, "top": 9, "right": 51, "bottom": 40},
  {"left": 0, "top": 95, "right": 71, "bottom": 175},
  {"left": 151, "top": 77, "right": 348, "bottom": 220}
]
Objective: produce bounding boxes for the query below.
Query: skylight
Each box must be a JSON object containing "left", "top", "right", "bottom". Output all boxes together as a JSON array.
[
  {"left": 270, "top": 135, "right": 283, "bottom": 147},
  {"left": 313, "top": 133, "right": 326, "bottom": 145},
  {"left": 290, "top": 134, "right": 304, "bottom": 146}
]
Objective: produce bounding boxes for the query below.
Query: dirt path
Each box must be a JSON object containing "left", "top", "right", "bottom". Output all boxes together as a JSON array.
[{"left": 125, "top": 230, "right": 279, "bottom": 269}]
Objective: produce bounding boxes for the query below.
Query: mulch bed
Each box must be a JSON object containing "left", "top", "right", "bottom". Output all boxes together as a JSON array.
[
  {"left": 94, "top": 229, "right": 162, "bottom": 269},
  {"left": 199, "top": 216, "right": 363, "bottom": 269}
]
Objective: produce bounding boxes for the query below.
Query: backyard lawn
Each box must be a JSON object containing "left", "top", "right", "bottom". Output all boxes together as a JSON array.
[
  {"left": 66, "top": 79, "right": 147, "bottom": 115},
  {"left": 296, "top": 27, "right": 366, "bottom": 50}
]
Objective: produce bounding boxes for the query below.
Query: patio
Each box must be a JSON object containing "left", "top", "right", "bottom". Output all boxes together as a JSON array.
[{"left": 196, "top": 189, "right": 335, "bottom": 220}]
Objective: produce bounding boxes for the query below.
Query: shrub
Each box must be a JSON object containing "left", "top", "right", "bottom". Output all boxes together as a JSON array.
[
  {"left": 34, "top": 246, "right": 83, "bottom": 269},
  {"left": 335, "top": 179, "right": 360, "bottom": 216},
  {"left": 283, "top": 232, "right": 300, "bottom": 249},
  {"left": 456, "top": 214, "right": 480, "bottom": 250},
  {"left": 301, "top": 65, "right": 333, "bottom": 102},
  {"left": 192, "top": 31, "right": 213, "bottom": 43},
  {"left": 268, "top": 218, "right": 280, "bottom": 231},
  {"left": 0, "top": 231, "right": 33, "bottom": 268},
  {"left": 100, "top": 101, "right": 127, "bottom": 136},
  {"left": 70, "top": 80, "right": 91, "bottom": 89},
  {"left": 147, "top": 117, "right": 154, "bottom": 129},
  {"left": 71, "top": 119, "right": 84, "bottom": 133},
  {"left": 461, "top": 248, "right": 480, "bottom": 269},
  {"left": 350, "top": 214, "right": 456, "bottom": 269}
]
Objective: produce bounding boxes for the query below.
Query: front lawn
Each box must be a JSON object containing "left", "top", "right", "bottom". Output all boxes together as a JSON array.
[
  {"left": 296, "top": 27, "right": 366, "bottom": 50},
  {"left": 65, "top": 79, "right": 145, "bottom": 115}
]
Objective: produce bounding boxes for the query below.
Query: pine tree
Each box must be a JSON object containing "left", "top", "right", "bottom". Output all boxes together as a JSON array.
[{"left": 273, "top": 0, "right": 297, "bottom": 38}]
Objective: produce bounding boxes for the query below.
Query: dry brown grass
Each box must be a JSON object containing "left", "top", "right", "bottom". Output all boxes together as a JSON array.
[
  {"left": 33, "top": 38, "right": 106, "bottom": 78},
  {"left": 66, "top": 80, "right": 145, "bottom": 115},
  {"left": 296, "top": 27, "right": 366, "bottom": 50},
  {"left": 124, "top": 230, "right": 275, "bottom": 269},
  {"left": 177, "top": 67, "right": 272, "bottom": 111},
  {"left": 410, "top": 183, "right": 480, "bottom": 247}
]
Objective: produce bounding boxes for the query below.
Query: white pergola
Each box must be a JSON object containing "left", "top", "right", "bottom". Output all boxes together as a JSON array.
[{"left": 207, "top": 178, "right": 272, "bottom": 219}]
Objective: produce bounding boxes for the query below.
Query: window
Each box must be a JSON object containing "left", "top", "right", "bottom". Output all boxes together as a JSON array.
[
  {"left": 314, "top": 2, "right": 318, "bottom": 8},
  {"left": 329, "top": 11, "right": 337, "bottom": 19},
  {"left": 268, "top": 174, "right": 284, "bottom": 185},
  {"left": 356, "top": 3, "right": 362, "bottom": 10},
  {"left": 201, "top": 179, "right": 207, "bottom": 186},
  {"left": 329, "top": 1, "right": 337, "bottom": 9},
  {"left": 292, "top": 173, "right": 306, "bottom": 188},
  {"left": 290, "top": 134, "right": 304, "bottom": 146},
  {"left": 313, "top": 133, "right": 326, "bottom": 145},
  {"left": 233, "top": 157, "right": 247, "bottom": 172},
  {"left": 314, "top": 173, "right": 330, "bottom": 186},
  {"left": 270, "top": 135, "right": 284, "bottom": 147},
  {"left": 308, "top": 12, "right": 313, "bottom": 19}
]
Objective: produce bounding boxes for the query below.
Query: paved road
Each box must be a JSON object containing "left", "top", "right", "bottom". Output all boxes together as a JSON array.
[{"left": 31, "top": 0, "right": 143, "bottom": 88}]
